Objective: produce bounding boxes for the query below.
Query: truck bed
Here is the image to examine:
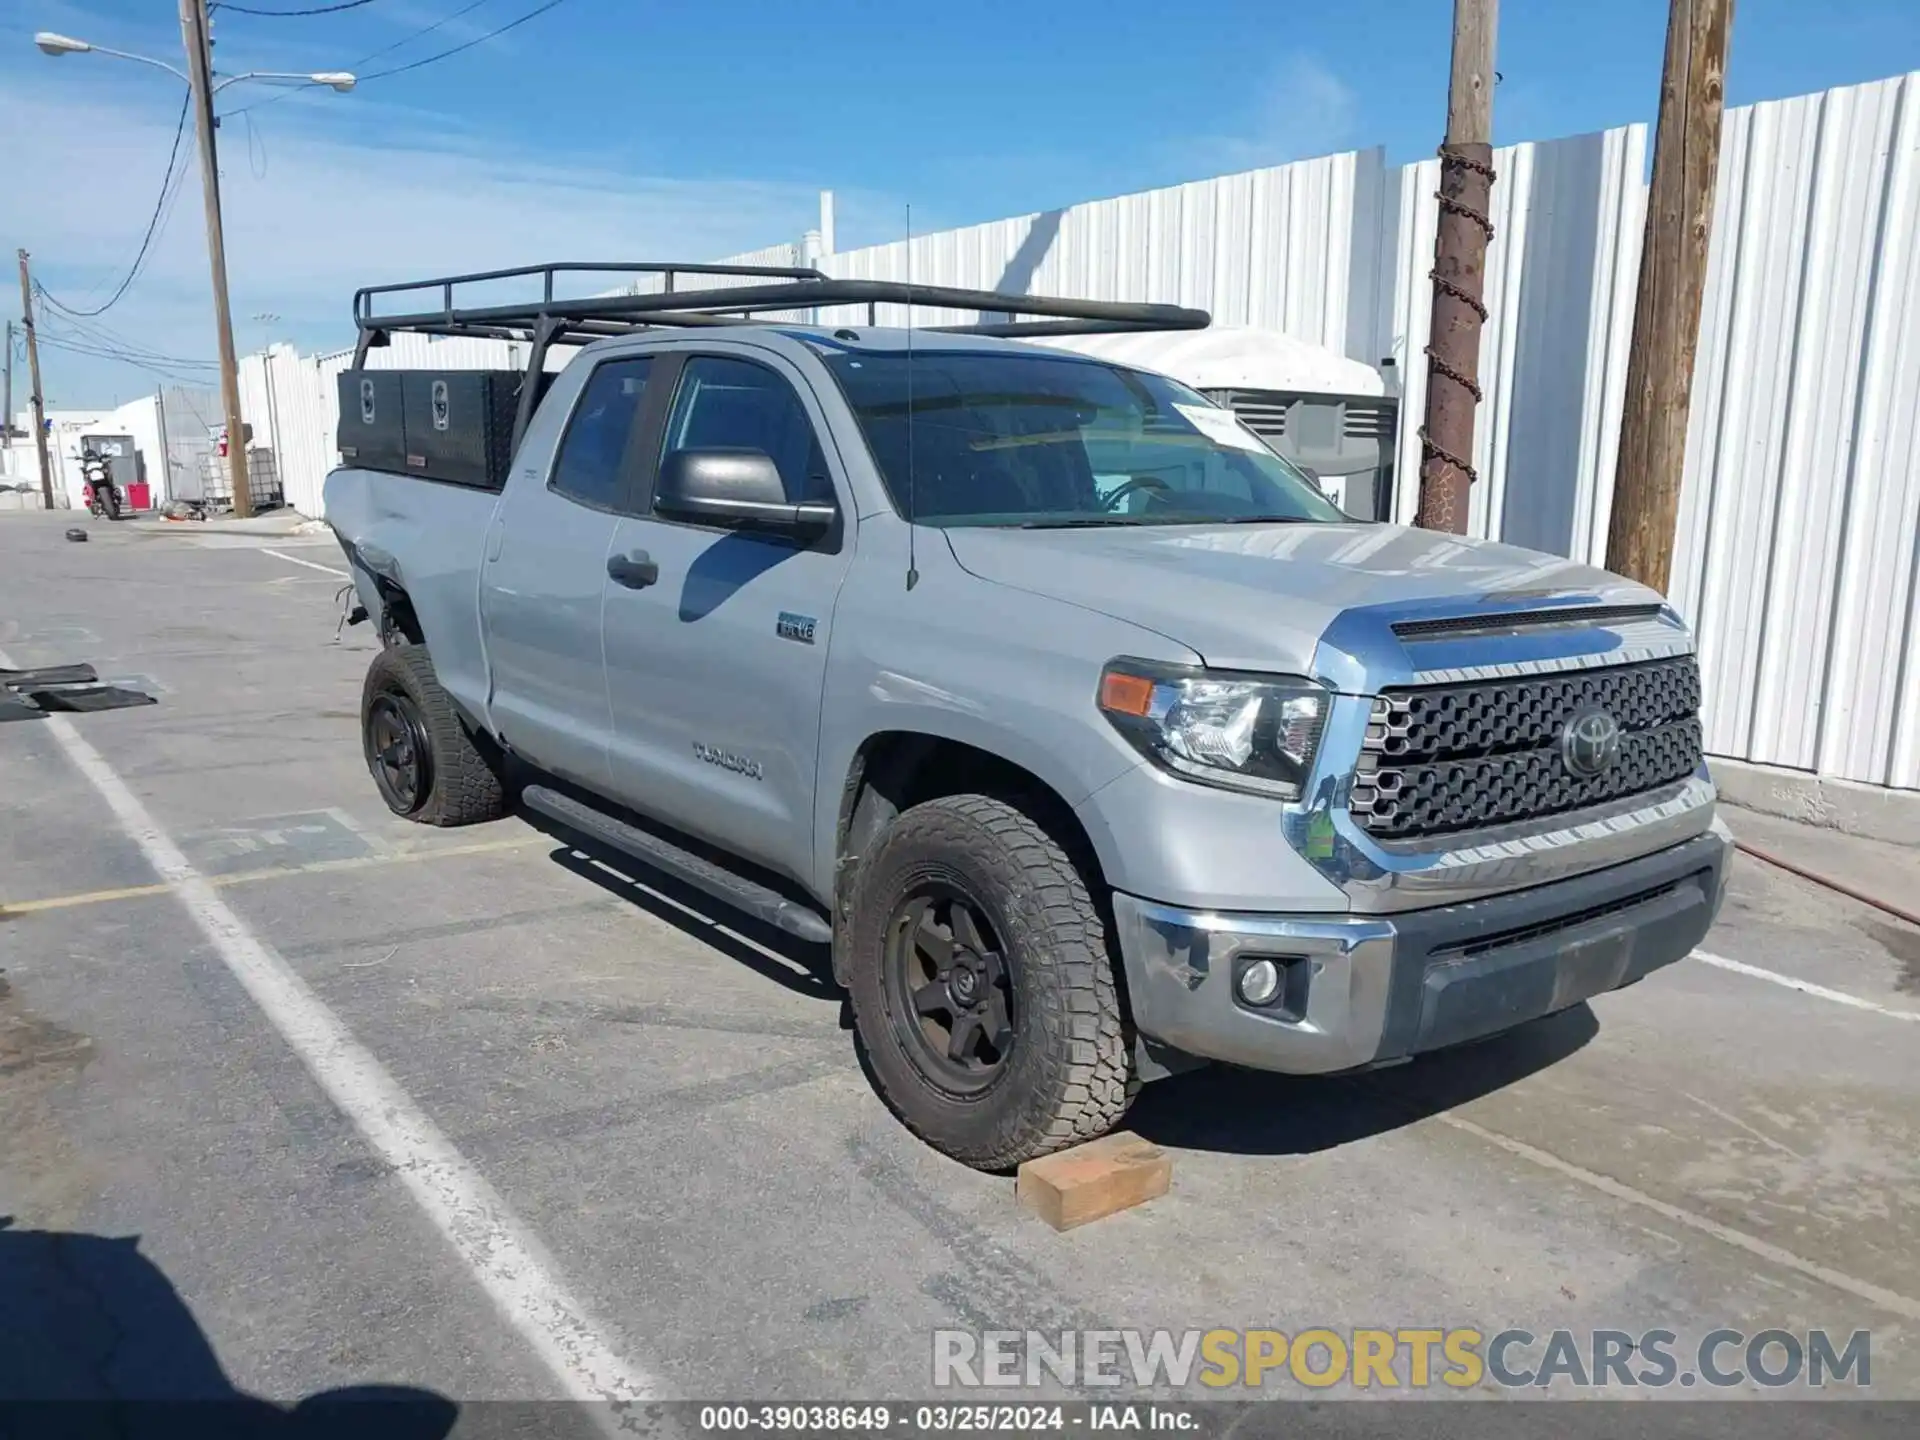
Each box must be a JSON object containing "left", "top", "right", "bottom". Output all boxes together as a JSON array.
[{"left": 324, "top": 465, "right": 499, "bottom": 729}]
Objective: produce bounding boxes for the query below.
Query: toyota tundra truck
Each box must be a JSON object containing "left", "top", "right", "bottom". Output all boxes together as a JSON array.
[{"left": 323, "top": 261, "right": 1732, "bottom": 1170}]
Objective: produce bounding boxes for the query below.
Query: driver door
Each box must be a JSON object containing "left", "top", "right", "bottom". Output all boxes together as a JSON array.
[{"left": 600, "top": 350, "right": 852, "bottom": 886}]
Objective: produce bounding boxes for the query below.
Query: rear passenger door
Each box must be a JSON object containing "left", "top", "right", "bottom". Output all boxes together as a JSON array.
[
  {"left": 600, "top": 351, "right": 852, "bottom": 886},
  {"left": 479, "top": 354, "right": 655, "bottom": 791}
]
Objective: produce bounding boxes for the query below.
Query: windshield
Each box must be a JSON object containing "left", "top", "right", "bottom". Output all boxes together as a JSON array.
[{"left": 821, "top": 349, "right": 1346, "bottom": 528}]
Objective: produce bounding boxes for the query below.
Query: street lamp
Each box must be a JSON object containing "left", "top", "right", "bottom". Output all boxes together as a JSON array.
[
  {"left": 32, "top": 12, "right": 354, "bottom": 517},
  {"left": 34, "top": 33, "right": 357, "bottom": 95}
]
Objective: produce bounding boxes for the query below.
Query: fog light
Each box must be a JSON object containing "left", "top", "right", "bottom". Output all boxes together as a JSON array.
[{"left": 1237, "top": 958, "right": 1282, "bottom": 1007}]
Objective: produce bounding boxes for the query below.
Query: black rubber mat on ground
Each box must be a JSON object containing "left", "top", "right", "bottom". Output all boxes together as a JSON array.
[
  {"left": 22, "top": 685, "right": 158, "bottom": 713},
  {"left": 0, "top": 664, "right": 97, "bottom": 688}
]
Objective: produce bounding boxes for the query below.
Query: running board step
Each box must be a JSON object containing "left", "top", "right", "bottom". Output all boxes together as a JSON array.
[{"left": 521, "top": 785, "right": 833, "bottom": 945}]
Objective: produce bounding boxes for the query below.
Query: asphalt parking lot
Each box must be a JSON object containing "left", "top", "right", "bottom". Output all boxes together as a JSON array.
[{"left": 1, "top": 510, "right": 1916, "bottom": 1426}]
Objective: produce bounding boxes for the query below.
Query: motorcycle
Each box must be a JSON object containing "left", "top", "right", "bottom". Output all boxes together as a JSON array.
[{"left": 80, "top": 450, "right": 123, "bottom": 520}]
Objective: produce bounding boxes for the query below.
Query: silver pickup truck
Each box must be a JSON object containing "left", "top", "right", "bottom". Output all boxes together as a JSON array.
[{"left": 325, "top": 262, "right": 1731, "bottom": 1170}]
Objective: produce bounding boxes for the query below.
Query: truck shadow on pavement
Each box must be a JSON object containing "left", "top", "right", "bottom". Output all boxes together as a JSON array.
[
  {"left": 0, "top": 1216, "right": 457, "bottom": 1435},
  {"left": 520, "top": 812, "right": 841, "bottom": 1007},
  {"left": 1126, "top": 1003, "right": 1599, "bottom": 1157},
  {"left": 511, "top": 804, "right": 1599, "bottom": 1158}
]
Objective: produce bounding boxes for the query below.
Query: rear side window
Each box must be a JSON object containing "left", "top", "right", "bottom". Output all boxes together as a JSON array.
[
  {"left": 658, "top": 356, "right": 833, "bottom": 505},
  {"left": 551, "top": 357, "right": 653, "bottom": 510}
]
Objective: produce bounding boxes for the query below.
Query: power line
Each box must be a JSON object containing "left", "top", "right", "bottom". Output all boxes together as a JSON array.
[
  {"left": 351, "top": 0, "right": 492, "bottom": 67},
  {"left": 38, "top": 304, "right": 220, "bottom": 370},
  {"left": 38, "top": 335, "right": 215, "bottom": 371},
  {"left": 213, "top": 1, "right": 385, "bottom": 15},
  {"left": 359, "top": 0, "right": 570, "bottom": 81},
  {"left": 37, "top": 323, "right": 220, "bottom": 371},
  {"left": 36, "top": 305, "right": 227, "bottom": 397},
  {"left": 34, "top": 334, "right": 222, "bottom": 389},
  {"left": 218, "top": 0, "right": 497, "bottom": 117},
  {"left": 35, "top": 89, "right": 193, "bottom": 319}
]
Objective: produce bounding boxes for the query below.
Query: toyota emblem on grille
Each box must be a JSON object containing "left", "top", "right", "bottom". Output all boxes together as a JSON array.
[{"left": 1561, "top": 706, "right": 1622, "bottom": 777}]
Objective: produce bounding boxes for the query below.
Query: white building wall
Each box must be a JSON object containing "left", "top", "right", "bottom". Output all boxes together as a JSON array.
[
  {"left": 822, "top": 149, "right": 1385, "bottom": 349},
  {"left": 1672, "top": 70, "right": 1920, "bottom": 792},
  {"left": 14, "top": 395, "right": 171, "bottom": 509}
]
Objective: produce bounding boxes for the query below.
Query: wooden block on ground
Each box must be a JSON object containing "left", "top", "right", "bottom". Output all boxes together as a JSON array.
[{"left": 1015, "top": 1132, "right": 1171, "bottom": 1231}]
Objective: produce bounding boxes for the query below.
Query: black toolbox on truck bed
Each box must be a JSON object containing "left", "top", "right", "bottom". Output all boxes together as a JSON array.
[
  {"left": 335, "top": 371, "right": 406, "bottom": 474},
  {"left": 335, "top": 369, "right": 526, "bottom": 491}
]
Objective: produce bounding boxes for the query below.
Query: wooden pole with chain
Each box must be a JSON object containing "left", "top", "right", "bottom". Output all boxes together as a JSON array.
[{"left": 1415, "top": 0, "right": 1499, "bottom": 534}]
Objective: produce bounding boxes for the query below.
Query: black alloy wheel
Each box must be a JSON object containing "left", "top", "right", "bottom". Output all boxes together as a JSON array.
[
  {"left": 884, "top": 886, "right": 1015, "bottom": 1093},
  {"left": 366, "top": 691, "right": 434, "bottom": 816}
]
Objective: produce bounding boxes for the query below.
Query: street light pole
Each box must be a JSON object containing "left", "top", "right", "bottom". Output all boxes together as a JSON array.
[{"left": 178, "top": 0, "right": 253, "bottom": 518}]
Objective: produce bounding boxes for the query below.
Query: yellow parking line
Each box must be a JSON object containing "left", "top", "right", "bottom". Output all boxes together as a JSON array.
[
  {"left": 0, "top": 834, "right": 543, "bottom": 918},
  {"left": 0, "top": 881, "right": 174, "bottom": 914}
]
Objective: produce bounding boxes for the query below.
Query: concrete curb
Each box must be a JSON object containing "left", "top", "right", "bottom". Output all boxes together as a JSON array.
[{"left": 1710, "top": 755, "right": 1920, "bottom": 847}]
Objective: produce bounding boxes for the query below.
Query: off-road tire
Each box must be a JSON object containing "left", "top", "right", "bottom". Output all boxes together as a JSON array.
[
  {"left": 360, "top": 644, "right": 506, "bottom": 827},
  {"left": 846, "top": 793, "right": 1135, "bottom": 1169}
]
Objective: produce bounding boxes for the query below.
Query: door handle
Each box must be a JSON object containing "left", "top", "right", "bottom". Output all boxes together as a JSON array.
[{"left": 607, "top": 549, "right": 659, "bottom": 589}]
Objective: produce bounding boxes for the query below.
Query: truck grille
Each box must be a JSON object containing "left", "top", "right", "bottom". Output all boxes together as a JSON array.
[{"left": 1349, "top": 656, "right": 1703, "bottom": 840}]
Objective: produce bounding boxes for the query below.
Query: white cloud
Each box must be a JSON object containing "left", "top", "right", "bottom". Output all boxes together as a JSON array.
[
  {"left": 1167, "top": 54, "right": 1360, "bottom": 178},
  {"left": 1, "top": 72, "right": 828, "bottom": 401}
]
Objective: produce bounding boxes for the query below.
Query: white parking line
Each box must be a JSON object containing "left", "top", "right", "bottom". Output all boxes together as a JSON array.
[
  {"left": 5, "top": 648, "right": 659, "bottom": 1421},
  {"left": 1693, "top": 950, "right": 1920, "bottom": 1022},
  {"left": 1439, "top": 1113, "right": 1920, "bottom": 1321},
  {"left": 262, "top": 547, "right": 350, "bottom": 578}
]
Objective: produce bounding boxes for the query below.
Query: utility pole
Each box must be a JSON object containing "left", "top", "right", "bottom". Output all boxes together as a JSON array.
[
  {"left": 1606, "top": 0, "right": 1735, "bottom": 592},
  {"left": 16, "top": 251, "right": 56, "bottom": 511},
  {"left": 3, "top": 321, "right": 12, "bottom": 452},
  {"left": 179, "top": 0, "right": 253, "bottom": 517},
  {"left": 1414, "top": 0, "right": 1499, "bottom": 534}
]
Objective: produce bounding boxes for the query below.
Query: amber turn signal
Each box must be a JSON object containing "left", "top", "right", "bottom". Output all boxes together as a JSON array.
[{"left": 1098, "top": 671, "right": 1156, "bottom": 717}]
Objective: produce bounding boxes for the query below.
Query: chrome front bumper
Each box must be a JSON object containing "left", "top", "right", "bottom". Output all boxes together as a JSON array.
[{"left": 1112, "top": 825, "right": 1733, "bottom": 1076}]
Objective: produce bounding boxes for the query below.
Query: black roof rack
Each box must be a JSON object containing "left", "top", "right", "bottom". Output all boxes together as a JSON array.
[{"left": 349, "top": 260, "right": 1211, "bottom": 367}]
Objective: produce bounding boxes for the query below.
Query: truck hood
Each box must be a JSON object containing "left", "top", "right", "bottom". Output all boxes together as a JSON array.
[{"left": 942, "top": 522, "right": 1666, "bottom": 688}]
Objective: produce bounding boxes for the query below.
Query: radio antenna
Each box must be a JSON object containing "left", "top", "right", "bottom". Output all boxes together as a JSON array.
[{"left": 904, "top": 202, "right": 919, "bottom": 592}]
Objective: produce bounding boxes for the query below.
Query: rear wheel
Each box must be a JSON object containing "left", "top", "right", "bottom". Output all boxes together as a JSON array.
[
  {"left": 846, "top": 793, "right": 1135, "bottom": 1170},
  {"left": 360, "top": 645, "right": 505, "bottom": 826}
]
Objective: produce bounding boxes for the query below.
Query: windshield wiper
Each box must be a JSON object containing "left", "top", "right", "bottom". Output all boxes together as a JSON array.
[
  {"left": 1016, "top": 517, "right": 1146, "bottom": 529},
  {"left": 1014, "top": 514, "right": 1326, "bottom": 530}
]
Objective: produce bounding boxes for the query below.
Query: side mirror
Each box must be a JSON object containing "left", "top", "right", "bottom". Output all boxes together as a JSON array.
[{"left": 654, "top": 448, "right": 835, "bottom": 535}]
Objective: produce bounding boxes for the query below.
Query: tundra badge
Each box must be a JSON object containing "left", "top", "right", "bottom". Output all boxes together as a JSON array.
[
  {"left": 776, "top": 611, "right": 818, "bottom": 645},
  {"left": 693, "top": 742, "right": 763, "bottom": 781}
]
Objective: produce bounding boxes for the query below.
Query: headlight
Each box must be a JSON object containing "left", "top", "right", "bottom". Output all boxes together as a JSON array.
[{"left": 1097, "top": 659, "right": 1327, "bottom": 800}]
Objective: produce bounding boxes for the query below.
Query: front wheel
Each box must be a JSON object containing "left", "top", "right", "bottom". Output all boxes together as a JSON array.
[
  {"left": 846, "top": 793, "right": 1135, "bottom": 1170},
  {"left": 360, "top": 645, "right": 506, "bottom": 826}
]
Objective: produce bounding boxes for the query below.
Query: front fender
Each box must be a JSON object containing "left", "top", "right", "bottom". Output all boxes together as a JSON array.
[{"left": 812, "top": 532, "right": 1198, "bottom": 899}]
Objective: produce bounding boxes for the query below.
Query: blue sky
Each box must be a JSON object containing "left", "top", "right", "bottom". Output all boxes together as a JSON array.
[{"left": 4, "top": 0, "right": 1918, "bottom": 407}]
